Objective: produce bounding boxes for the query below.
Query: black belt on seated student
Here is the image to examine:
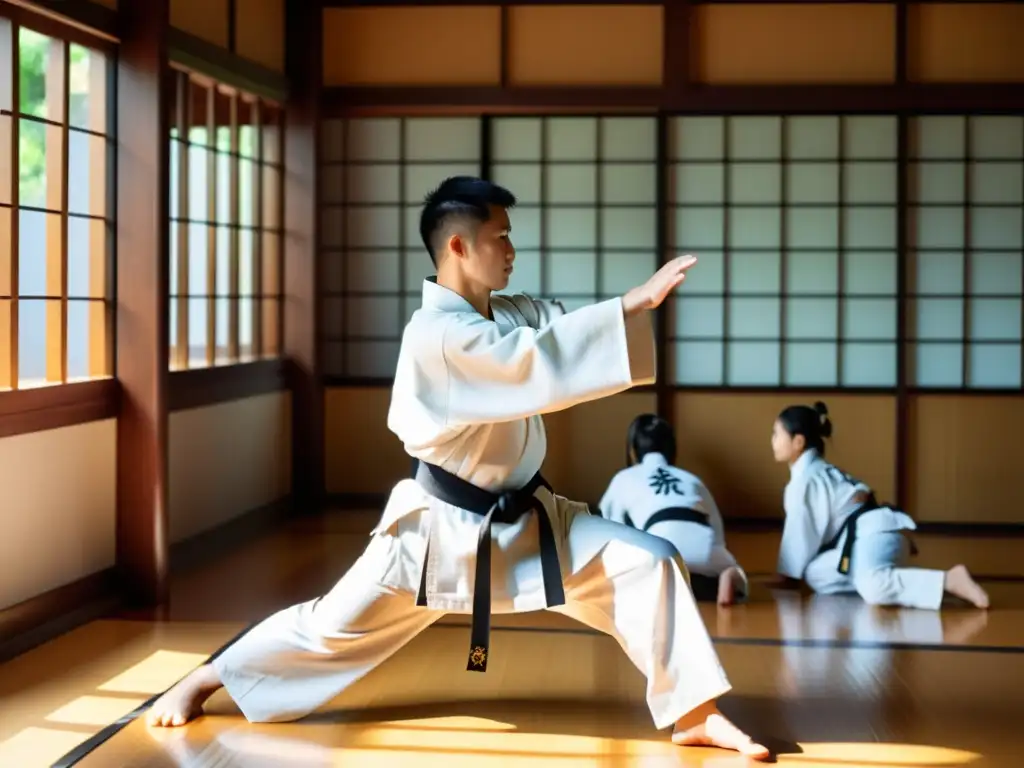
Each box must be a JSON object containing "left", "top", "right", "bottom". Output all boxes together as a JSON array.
[
  {"left": 412, "top": 459, "right": 565, "bottom": 674},
  {"left": 623, "top": 506, "right": 709, "bottom": 533},
  {"left": 816, "top": 493, "right": 918, "bottom": 575}
]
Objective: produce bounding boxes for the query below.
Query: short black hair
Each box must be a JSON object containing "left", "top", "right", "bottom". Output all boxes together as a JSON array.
[
  {"left": 419, "top": 176, "right": 517, "bottom": 265},
  {"left": 627, "top": 414, "right": 677, "bottom": 465}
]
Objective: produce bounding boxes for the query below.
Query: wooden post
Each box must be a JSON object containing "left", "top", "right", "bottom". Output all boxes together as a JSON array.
[{"left": 115, "top": 0, "right": 171, "bottom": 604}]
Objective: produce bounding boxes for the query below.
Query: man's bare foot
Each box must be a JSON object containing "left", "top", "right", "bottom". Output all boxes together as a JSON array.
[
  {"left": 146, "top": 664, "right": 224, "bottom": 727},
  {"left": 672, "top": 700, "right": 770, "bottom": 760},
  {"left": 717, "top": 567, "right": 746, "bottom": 606},
  {"left": 944, "top": 565, "right": 989, "bottom": 609}
]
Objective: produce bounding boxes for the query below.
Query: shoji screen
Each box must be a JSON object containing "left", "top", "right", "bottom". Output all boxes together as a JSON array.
[
  {"left": 320, "top": 117, "right": 482, "bottom": 378},
  {"left": 908, "top": 116, "right": 1024, "bottom": 389},
  {"left": 667, "top": 115, "right": 899, "bottom": 388},
  {"left": 489, "top": 116, "right": 659, "bottom": 313}
]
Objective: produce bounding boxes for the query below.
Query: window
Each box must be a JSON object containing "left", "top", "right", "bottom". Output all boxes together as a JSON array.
[
  {"left": 667, "top": 115, "right": 899, "bottom": 388},
  {"left": 318, "top": 112, "right": 1024, "bottom": 392},
  {"left": 167, "top": 67, "right": 284, "bottom": 370},
  {"left": 0, "top": 17, "right": 113, "bottom": 391},
  {"left": 320, "top": 116, "right": 482, "bottom": 378},
  {"left": 490, "top": 116, "right": 659, "bottom": 314},
  {"left": 908, "top": 116, "right": 1024, "bottom": 389}
]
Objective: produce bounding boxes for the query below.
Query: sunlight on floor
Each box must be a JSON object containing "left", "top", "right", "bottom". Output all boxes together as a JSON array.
[
  {"left": 45, "top": 694, "right": 149, "bottom": 727},
  {"left": 97, "top": 649, "right": 210, "bottom": 695},
  {"left": 0, "top": 647, "right": 214, "bottom": 768},
  {"left": 0, "top": 727, "right": 93, "bottom": 766},
  {"left": 348, "top": 723, "right": 670, "bottom": 756},
  {"left": 139, "top": 717, "right": 986, "bottom": 768},
  {"left": 378, "top": 716, "right": 520, "bottom": 731},
  {"left": 792, "top": 742, "right": 983, "bottom": 766}
]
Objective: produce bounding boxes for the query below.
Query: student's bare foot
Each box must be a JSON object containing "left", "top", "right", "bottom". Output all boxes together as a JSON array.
[
  {"left": 717, "top": 567, "right": 745, "bottom": 606},
  {"left": 146, "top": 664, "right": 223, "bottom": 727},
  {"left": 672, "top": 700, "right": 770, "bottom": 760},
  {"left": 944, "top": 565, "right": 989, "bottom": 609}
]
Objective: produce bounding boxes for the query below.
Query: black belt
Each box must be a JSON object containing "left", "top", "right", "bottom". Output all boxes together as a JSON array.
[
  {"left": 816, "top": 493, "right": 918, "bottom": 574},
  {"left": 412, "top": 460, "right": 565, "bottom": 673},
  {"left": 623, "top": 506, "right": 709, "bottom": 533}
]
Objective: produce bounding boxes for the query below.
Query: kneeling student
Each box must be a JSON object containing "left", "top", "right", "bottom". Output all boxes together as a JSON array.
[{"left": 599, "top": 414, "right": 748, "bottom": 605}]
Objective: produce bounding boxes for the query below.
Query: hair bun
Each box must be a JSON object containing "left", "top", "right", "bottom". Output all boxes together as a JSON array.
[{"left": 813, "top": 401, "right": 833, "bottom": 438}]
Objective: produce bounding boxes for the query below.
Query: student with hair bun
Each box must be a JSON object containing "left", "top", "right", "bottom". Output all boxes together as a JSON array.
[
  {"left": 771, "top": 401, "right": 989, "bottom": 610},
  {"left": 599, "top": 414, "right": 748, "bottom": 606}
]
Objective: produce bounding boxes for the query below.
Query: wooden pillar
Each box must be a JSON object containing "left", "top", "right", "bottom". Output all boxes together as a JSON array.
[
  {"left": 116, "top": 0, "right": 171, "bottom": 604},
  {"left": 284, "top": 0, "right": 324, "bottom": 512}
]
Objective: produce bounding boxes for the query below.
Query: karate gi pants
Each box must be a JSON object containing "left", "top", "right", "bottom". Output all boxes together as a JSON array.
[
  {"left": 212, "top": 510, "right": 731, "bottom": 730},
  {"left": 803, "top": 531, "right": 945, "bottom": 610}
]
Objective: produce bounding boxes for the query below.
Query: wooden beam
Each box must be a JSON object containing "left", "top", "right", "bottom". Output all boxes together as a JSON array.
[
  {"left": 115, "top": 0, "right": 171, "bottom": 606},
  {"left": 894, "top": 0, "right": 909, "bottom": 510},
  {"left": 168, "top": 359, "right": 287, "bottom": 412},
  {"left": 323, "top": 0, "right": 661, "bottom": 5},
  {"left": 168, "top": 27, "right": 289, "bottom": 104},
  {"left": 0, "top": 378, "right": 118, "bottom": 438},
  {"left": 323, "top": 83, "right": 1024, "bottom": 115},
  {"left": 0, "top": 0, "right": 117, "bottom": 43},
  {"left": 284, "top": 0, "right": 325, "bottom": 512}
]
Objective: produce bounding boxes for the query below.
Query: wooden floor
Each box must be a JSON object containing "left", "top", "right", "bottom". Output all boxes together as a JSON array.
[{"left": 1, "top": 509, "right": 1021, "bottom": 768}]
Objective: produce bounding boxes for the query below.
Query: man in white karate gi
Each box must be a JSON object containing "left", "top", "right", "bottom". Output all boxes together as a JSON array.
[{"left": 147, "top": 176, "right": 770, "bottom": 760}]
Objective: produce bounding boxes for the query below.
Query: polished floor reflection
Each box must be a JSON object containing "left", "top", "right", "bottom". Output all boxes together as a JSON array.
[{"left": 0, "top": 510, "right": 1018, "bottom": 767}]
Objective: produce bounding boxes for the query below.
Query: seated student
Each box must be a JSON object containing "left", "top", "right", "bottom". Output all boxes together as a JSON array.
[
  {"left": 770, "top": 401, "right": 989, "bottom": 610},
  {"left": 599, "top": 414, "right": 748, "bottom": 606}
]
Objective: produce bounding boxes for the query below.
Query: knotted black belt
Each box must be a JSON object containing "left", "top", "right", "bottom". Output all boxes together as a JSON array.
[
  {"left": 622, "top": 506, "right": 709, "bottom": 532},
  {"left": 816, "top": 493, "right": 918, "bottom": 574},
  {"left": 412, "top": 460, "right": 566, "bottom": 673}
]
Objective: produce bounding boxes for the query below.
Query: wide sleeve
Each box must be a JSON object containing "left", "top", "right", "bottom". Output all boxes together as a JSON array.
[
  {"left": 776, "top": 477, "right": 831, "bottom": 580},
  {"left": 492, "top": 293, "right": 567, "bottom": 330},
  {"left": 441, "top": 297, "right": 655, "bottom": 426}
]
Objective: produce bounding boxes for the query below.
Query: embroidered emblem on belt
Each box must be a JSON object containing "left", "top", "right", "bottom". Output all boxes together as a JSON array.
[{"left": 468, "top": 645, "right": 488, "bottom": 669}]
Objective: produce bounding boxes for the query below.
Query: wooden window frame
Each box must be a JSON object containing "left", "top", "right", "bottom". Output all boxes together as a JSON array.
[
  {"left": 0, "top": 2, "right": 118, "bottom": 436},
  {"left": 165, "top": 64, "right": 287, "bottom": 410}
]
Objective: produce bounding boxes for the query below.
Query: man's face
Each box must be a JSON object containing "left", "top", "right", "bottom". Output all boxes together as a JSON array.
[{"left": 460, "top": 205, "right": 516, "bottom": 292}]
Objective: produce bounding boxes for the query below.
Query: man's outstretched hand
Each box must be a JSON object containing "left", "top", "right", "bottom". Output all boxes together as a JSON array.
[{"left": 622, "top": 255, "right": 698, "bottom": 318}]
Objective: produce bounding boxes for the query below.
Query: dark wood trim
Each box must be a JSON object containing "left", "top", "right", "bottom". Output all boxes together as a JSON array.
[
  {"left": 0, "top": 566, "right": 120, "bottom": 664},
  {"left": 498, "top": 4, "right": 509, "bottom": 89},
  {"left": 321, "top": 379, "right": 1024, "bottom": 397},
  {"left": 324, "top": 0, "right": 661, "bottom": 4},
  {"left": 0, "top": 379, "right": 119, "bottom": 438},
  {"left": 655, "top": 117, "right": 672, "bottom": 424},
  {"left": 0, "top": 497, "right": 291, "bottom": 665},
  {"left": 168, "top": 27, "right": 289, "bottom": 103},
  {"left": 284, "top": 0, "right": 325, "bottom": 513},
  {"left": 169, "top": 496, "right": 291, "bottom": 573},
  {"left": 322, "top": 0, "right": 915, "bottom": 5},
  {"left": 116, "top": 0, "right": 171, "bottom": 607},
  {"left": 227, "top": 0, "right": 237, "bottom": 54},
  {"left": 323, "top": 84, "right": 1024, "bottom": 116},
  {"left": 168, "top": 360, "right": 288, "bottom": 412},
  {"left": 323, "top": 493, "right": 1024, "bottom": 539},
  {"left": 0, "top": 0, "right": 117, "bottom": 45},
  {"left": 723, "top": 516, "right": 1024, "bottom": 537},
  {"left": 895, "top": 115, "right": 909, "bottom": 509},
  {"left": 662, "top": 0, "right": 691, "bottom": 94}
]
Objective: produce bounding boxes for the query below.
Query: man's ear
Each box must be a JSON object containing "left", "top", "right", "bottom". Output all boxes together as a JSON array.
[{"left": 448, "top": 232, "right": 467, "bottom": 259}]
